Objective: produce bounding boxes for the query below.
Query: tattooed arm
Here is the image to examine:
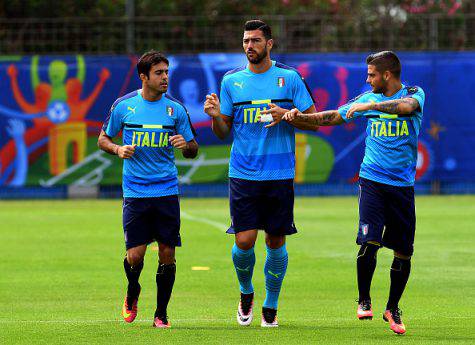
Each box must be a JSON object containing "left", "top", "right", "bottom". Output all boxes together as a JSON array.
[
  {"left": 283, "top": 109, "right": 345, "bottom": 126},
  {"left": 260, "top": 104, "right": 319, "bottom": 131},
  {"left": 283, "top": 104, "right": 320, "bottom": 131},
  {"left": 346, "top": 97, "right": 420, "bottom": 119}
]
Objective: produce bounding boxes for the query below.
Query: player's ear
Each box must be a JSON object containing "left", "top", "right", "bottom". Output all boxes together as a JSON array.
[
  {"left": 139, "top": 73, "right": 148, "bottom": 82},
  {"left": 267, "top": 39, "right": 274, "bottom": 50}
]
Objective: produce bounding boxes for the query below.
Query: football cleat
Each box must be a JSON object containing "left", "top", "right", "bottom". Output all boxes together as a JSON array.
[
  {"left": 153, "top": 315, "right": 171, "bottom": 328},
  {"left": 237, "top": 292, "right": 254, "bottom": 326},
  {"left": 261, "top": 307, "right": 278, "bottom": 327},
  {"left": 357, "top": 300, "right": 373, "bottom": 320},
  {"left": 122, "top": 285, "right": 141, "bottom": 323},
  {"left": 383, "top": 308, "right": 406, "bottom": 335}
]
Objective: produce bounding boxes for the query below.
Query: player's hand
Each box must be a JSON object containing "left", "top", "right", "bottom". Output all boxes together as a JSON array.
[
  {"left": 117, "top": 144, "right": 136, "bottom": 159},
  {"left": 204, "top": 93, "right": 221, "bottom": 118},
  {"left": 282, "top": 108, "right": 300, "bottom": 122},
  {"left": 261, "top": 103, "right": 289, "bottom": 128},
  {"left": 169, "top": 135, "right": 187, "bottom": 150},
  {"left": 347, "top": 103, "right": 372, "bottom": 119}
]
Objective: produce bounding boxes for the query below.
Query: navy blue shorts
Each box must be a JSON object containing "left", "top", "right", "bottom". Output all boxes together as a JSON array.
[
  {"left": 122, "top": 195, "right": 181, "bottom": 250},
  {"left": 227, "top": 177, "right": 297, "bottom": 236},
  {"left": 357, "top": 177, "right": 416, "bottom": 256}
]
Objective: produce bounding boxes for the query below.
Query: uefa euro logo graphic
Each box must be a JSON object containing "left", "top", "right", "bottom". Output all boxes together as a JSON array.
[
  {"left": 0, "top": 55, "right": 111, "bottom": 185},
  {"left": 47, "top": 101, "right": 71, "bottom": 124}
]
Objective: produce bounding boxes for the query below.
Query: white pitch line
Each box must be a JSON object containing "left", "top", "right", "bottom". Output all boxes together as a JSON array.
[{"left": 181, "top": 211, "right": 227, "bottom": 232}]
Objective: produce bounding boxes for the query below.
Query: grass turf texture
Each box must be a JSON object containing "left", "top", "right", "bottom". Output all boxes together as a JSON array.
[{"left": 1, "top": 196, "right": 474, "bottom": 344}]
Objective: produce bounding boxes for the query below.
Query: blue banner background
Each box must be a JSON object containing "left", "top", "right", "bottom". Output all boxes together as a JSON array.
[{"left": 0, "top": 52, "right": 474, "bottom": 188}]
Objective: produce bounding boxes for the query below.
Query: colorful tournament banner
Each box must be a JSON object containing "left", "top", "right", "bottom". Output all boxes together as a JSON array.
[{"left": 0, "top": 53, "right": 474, "bottom": 187}]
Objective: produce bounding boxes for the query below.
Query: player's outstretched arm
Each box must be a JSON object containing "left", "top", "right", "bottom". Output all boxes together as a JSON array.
[
  {"left": 287, "top": 105, "right": 320, "bottom": 131},
  {"left": 204, "top": 93, "right": 232, "bottom": 140},
  {"left": 97, "top": 130, "right": 136, "bottom": 159},
  {"left": 261, "top": 104, "right": 319, "bottom": 131},
  {"left": 283, "top": 109, "right": 345, "bottom": 126},
  {"left": 170, "top": 136, "right": 199, "bottom": 159},
  {"left": 346, "top": 98, "right": 420, "bottom": 119}
]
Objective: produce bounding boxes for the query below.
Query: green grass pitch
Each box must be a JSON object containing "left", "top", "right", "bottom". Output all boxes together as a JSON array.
[{"left": 1, "top": 196, "right": 474, "bottom": 344}]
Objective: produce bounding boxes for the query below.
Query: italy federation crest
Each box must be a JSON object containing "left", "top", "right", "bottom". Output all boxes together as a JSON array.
[
  {"left": 166, "top": 106, "right": 174, "bottom": 116},
  {"left": 361, "top": 224, "right": 369, "bottom": 236},
  {"left": 277, "top": 77, "right": 285, "bottom": 87}
]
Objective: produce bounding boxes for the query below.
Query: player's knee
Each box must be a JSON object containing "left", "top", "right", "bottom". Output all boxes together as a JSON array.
[
  {"left": 235, "top": 231, "right": 257, "bottom": 250},
  {"left": 127, "top": 252, "right": 144, "bottom": 266},
  {"left": 235, "top": 238, "right": 254, "bottom": 250},
  {"left": 357, "top": 242, "right": 380, "bottom": 259},
  {"left": 265, "top": 234, "right": 285, "bottom": 249},
  {"left": 158, "top": 244, "right": 175, "bottom": 264}
]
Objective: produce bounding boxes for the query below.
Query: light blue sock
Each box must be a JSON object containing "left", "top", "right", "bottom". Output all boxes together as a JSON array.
[
  {"left": 232, "top": 244, "right": 255, "bottom": 294},
  {"left": 263, "top": 244, "right": 288, "bottom": 309}
]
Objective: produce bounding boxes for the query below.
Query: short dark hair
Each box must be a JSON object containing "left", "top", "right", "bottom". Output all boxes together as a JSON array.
[
  {"left": 244, "top": 20, "right": 272, "bottom": 40},
  {"left": 137, "top": 50, "right": 169, "bottom": 78},
  {"left": 366, "top": 51, "right": 401, "bottom": 78}
]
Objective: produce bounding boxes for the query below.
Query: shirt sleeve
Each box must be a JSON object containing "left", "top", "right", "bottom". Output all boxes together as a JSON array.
[
  {"left": 337, "top": 92, "right": 372, "bottom": 123},
  {"left": 291, "top": 72, "right": 315, "bottom": 112},
  {"left": 219, "top": 78, "right": 233, "bottom": 117},
  {"left": 176, "top": 105, "right": 195, "bottom": 142},
  {"left": 405, "top": 87, "right": 425, "bottom": 112},
  {"left": 103, "top": 101, "right": 123, "bottom": 137}
]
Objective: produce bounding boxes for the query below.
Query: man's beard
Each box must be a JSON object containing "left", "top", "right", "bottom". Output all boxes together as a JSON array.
[
  {"left": 246, "top": 49, "right": 268, "bottom": 64},
  {"left": 372, "top": 83, "right": 387, "bottom": 94}
]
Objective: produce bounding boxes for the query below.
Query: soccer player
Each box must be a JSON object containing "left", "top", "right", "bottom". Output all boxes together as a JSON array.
[
  {"left": 281, "top": 51, "right": 425, "bottom": 335},
  {"left": 204, "top": 20, "right": 317, "bottom": 327},
  {"left": 98, "top": 51, "right": 198, "bottom": 328}
]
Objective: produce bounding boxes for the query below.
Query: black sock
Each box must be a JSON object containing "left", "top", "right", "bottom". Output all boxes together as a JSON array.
[
  {"left": 123, "top": 257, "right": 143, "bottom": 297},
  {"left": 155, "top": 262, "right": 176, "bottom": 318},
  {"left": 357, "top": 244, "right": 379, "bottom": 302},
  {"left": 387, "top": 256, "right": 411, "bottom": 310}
]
